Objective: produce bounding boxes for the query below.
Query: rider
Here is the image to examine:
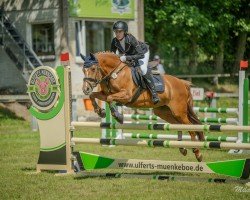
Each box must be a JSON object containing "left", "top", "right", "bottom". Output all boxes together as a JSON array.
[{"left": 111, "top": 21, "right": 159, "bottom": 104}]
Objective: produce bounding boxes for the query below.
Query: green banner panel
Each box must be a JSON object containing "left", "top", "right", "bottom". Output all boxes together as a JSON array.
[{"left": 69, "top": 0, "right": 135, "bottom": 19}]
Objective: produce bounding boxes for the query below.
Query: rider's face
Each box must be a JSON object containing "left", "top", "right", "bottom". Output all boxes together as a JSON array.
[{"left": 114, "top": 30, "right": 125, "bottom": 40}]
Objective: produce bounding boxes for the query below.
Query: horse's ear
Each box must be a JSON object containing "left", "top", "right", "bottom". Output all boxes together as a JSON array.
[
  {"left": 80, "top": 53, "right": 86, "bottom": 61},
  {"left": 89, "top": 52, "right": 96, "bottom": 60}
]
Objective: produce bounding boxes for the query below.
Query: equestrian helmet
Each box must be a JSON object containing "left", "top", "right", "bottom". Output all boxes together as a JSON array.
[{"left": 113, "top": 21, "right": 128, "bottom": 32}]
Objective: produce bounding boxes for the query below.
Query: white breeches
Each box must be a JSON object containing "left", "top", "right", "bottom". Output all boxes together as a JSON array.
[{"left": 139, "top": 51, "right": 150, "bottom": 75}]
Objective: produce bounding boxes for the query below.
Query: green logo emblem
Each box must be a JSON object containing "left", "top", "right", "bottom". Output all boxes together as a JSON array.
[{"left": 27, "top": 66, "right": 60, "bottom": 112}]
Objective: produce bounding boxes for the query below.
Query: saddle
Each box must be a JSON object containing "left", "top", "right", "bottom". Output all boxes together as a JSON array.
[
  {"left": 130, "top": 61, "right": 165, "bottom": 93},
  {"left": 124, "top": 61, "right": 165, "bottom": 104}
]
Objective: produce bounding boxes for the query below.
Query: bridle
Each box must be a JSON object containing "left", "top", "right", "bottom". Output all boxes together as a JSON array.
[
  {"left": 83, "top": 65, "right": 103, "bottom": 91},
  {"left": 83, "top": 60, "right": 126, "bottom": 92}
]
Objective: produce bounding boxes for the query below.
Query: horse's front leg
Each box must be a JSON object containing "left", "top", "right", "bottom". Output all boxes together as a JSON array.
[
  {"left": 106, "top": 89, "right": 133, "bottom": 124},
  {"left": 106, "top": 89, "right": 132, "bottom": 104},
  {"left": 89, "top": 91, "right": 108, "bottom": 118}
]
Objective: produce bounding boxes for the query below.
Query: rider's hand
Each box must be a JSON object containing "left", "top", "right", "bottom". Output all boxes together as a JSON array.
[{"left": 120, "top": 56, "right": 126, "bottom": 62}]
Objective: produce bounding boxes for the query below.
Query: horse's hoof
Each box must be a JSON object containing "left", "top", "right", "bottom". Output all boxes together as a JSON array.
[
  {"left": 100, "top": 109, "right": 106, "bottom": 118},
  {"left": 112, "top": 113, "right": 123, "bottom": 124},
  {"left": 96, "top": 109, "right": 106, "bottom": 118},
  {"left": 115, "top": 115, "right": 124, "bottom": 124},
  {"left": 179, "top": 148, "right": 187, "bottom": 156},
  {"left": 196, "top": 154, "right": 203, "bottom": 162}
]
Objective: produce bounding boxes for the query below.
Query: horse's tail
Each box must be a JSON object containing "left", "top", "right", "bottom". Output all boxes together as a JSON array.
[{"left": 183, "top": 80, "right": 205, "bottom": 141}]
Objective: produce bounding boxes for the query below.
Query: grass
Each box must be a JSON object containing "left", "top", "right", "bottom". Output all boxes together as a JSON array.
[{"left": 0, "top": 98, "right": 250, "bottom": 200}]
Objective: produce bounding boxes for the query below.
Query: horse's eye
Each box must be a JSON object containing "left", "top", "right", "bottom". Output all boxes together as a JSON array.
[{"left": 91, "top": 68, "right": 95, "bottom": 72}]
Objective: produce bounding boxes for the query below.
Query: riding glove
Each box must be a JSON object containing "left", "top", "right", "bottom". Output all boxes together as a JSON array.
[{"left": 120, "top": 56, "right": 126, "bottom": 62}]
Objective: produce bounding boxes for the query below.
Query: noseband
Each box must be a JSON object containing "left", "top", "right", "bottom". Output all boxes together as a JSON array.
[{"left": 83, "top": 65, "right": 103, "bottom": 90}]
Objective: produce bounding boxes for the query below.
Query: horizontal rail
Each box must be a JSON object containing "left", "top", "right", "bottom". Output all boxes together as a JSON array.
[
  {"left": 124, "top": 114, "right": 238, "bottom": 124},
  {"left": 123, "top": 133, "right": 238, "bottom": 142},
  {"left": 71, "top": 138, "right": 250, "bottom": 150},
  {"left": 193, "top": 107, "right": 238, "bottom": 114},
  {"left": 71, "top": 122, "right": 250, "bottom": 132}
]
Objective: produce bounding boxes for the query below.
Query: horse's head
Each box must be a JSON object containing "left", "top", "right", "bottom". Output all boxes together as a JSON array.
[
  {"left": 81, "top": 53, "right": 103, "bottom": 95},
  {"left": 81, "top": 52, "right": 121, "bottom": 95}
]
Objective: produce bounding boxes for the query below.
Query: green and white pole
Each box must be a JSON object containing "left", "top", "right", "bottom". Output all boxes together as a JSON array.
[
  {"left": 102, "top": 103, "right": 122, "bottom": 139},
  {"left": 242, "top": 63, "right": 249, "bottom": 143},
  {"left": 72, "top": 121, "right": 250, "bottom": 132},
  {"left": 193, "top": 107, "right": 238, "bottom": 114},
  {"left": 71, "top": 138, "right": 250, "bottom": 150},
  {"left": 123, "top": 133, "right": 238, "bottom": 142},
  {"left": 200, "top": 117, "right": 237, "bottom": 124},
  {"left": 124, "top": 114, "right": 238, "bottom": 124}
]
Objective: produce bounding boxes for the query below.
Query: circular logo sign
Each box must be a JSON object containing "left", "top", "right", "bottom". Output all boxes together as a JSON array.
[{"left": 27, "top": 66, "right": 60, "bottom": 112}]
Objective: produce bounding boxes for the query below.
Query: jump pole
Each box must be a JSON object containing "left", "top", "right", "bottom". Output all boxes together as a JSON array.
[
  {"left": 192, "top": 107, "right": 238, "bottom": 114},
  {"left": 123, "top": 133, "right": 238, "bottom": 142},
  {"left": 71, "top": 138, "right": 250, "bottom": 150},
  {"left": 71, "top": 121, "right": 250, "bottom": 132},
  {"left": 123, "top": 114, "right": 238, "bottom": 124}
]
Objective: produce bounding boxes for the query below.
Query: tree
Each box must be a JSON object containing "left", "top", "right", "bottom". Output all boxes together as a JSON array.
[
  {"left": 232, "top": 0, "right": 250, "bottom": 72},
  {"left": 144, "top": 0, "right": 249, "bottom": 74}
]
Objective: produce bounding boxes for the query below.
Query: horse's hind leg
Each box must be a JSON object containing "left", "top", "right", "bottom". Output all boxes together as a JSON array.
[
  {"left": 176, "top": 117, "right": 203, "bottom": 162},
  {"left": 163, "top": 102, "right": 203, "bottom": 162},
  {"left": 177, "top": 131, "right": 187, "bottom": 156},
  {"left": 153, "top": 106, "right": 187, "bottom": 157}
]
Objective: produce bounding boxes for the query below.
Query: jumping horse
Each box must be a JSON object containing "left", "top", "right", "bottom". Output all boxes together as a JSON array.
[{"left": 81, "top": 52, "right": 205, "bottom": 162}]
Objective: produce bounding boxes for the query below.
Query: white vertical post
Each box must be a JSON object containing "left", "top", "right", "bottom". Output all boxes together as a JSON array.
[
  {"left": 81, "top": 20, "right": 86, "bottom": 55},
  {"left": 229, "top": 69, "right": 244, "bottom": 154},
  {"left": 238, "top": 70, "right": 245, "bottom": 143},
  {"left": 210, "top": 98, "right": 217, "bottom": 118},
  {"left": 101, "top": 102, "right": 108, "bottom": 139},
  {"left": 101, "top": 102, "right": 123, "bottom": 139},
  {"left": 31, "top": 115, "right": 38, "bottom": 131},
  {"left": 72, "top": 96, "right": 77, "bottom": 122},
  {"left": 116, "top": 106, "right": 123, "bottom": 139}
]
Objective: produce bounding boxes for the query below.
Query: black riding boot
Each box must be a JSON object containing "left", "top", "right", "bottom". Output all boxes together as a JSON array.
[{"left": 143, "top": 71, "right": 160, "bottom": 104}]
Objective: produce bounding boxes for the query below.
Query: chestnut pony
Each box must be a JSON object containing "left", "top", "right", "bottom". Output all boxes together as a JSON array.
[{"left": 82, "top": 52, "right": 205, "bottom": 162}]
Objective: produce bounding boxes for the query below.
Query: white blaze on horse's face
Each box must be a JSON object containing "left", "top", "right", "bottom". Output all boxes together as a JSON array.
[{"left": 82, "top": 64, "right": 99, "bottom": 95}]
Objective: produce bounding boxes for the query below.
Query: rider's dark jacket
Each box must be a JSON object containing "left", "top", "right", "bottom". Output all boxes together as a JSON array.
[{"left": 111, "top": 33, "right": 149, "bottom": 62}]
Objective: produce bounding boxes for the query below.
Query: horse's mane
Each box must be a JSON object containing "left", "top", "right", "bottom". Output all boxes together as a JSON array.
[
  {"left": 95, "top": 51, "right": 120, "bottom": 61},
  {"left": 95, "top": 51, "right": 116, "bottom": 55},
  {"left": 95, "top": 51, "right": 119, "bottom": 57}
]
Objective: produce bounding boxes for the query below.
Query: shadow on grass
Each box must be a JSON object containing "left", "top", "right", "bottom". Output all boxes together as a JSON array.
[
  {"left": 74, "top": 172, "right": 248, "bottom": 184},
  {"left": 21, "top": 167, "right": 37, "bottom": 172},
  {"left": 0, "top": 107, "right": 24, "bottom": 120},
  {"left": 21, "top": 167, "right": 72, "bottom": 175}
]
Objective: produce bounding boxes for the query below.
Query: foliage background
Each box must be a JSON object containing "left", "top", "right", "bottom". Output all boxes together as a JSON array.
[{"left": 145, "top": 0, "right": 250, "bottom": 75}]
